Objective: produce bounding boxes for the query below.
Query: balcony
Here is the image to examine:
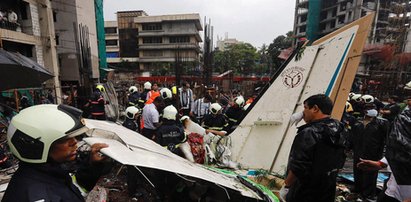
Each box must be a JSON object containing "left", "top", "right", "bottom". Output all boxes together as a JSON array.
[
  {"left": 139, "top": 43, "right": 200, "bottom": 51},
  {"left": 139, "top": 56, "right": 197, "bottom": 63},
  {"left": 139, "top": 31, "right": 202, "bottom": 42}
]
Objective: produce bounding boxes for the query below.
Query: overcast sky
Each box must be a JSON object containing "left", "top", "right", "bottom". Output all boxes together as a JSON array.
[{"left": 103, "top": 0, "right": 295, "bottom": 49}]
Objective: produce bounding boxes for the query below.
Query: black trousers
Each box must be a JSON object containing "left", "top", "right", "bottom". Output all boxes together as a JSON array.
[
  {"left": 354, "top": 157, "right": 379, "bottom": 199},
  {"left": 127, "top": 165, "right": 142, "bottom": 197},
  {"left": 141, "top": 128, "right": 156, "bottom": 140},
  {"left": 377, "top": 192, "right": 400, "bottom": 202}
]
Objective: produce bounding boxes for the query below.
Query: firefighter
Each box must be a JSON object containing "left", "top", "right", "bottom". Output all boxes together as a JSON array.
[
  {"left": 122, "top": 106, "right": 140, "bottom": 132},
  {"left": 3, "top": 104, "right": 110, "bottom": 201},
  {"left": 224, "top": 96, "right": 245, "bottom": 132},
  {"left": 156, "top": 105, "right": 186, "bottom": 155},
  {"left": 137, "top": 82, "right": 151, "bottom": 109},
  {"left": 88, "top": 85, "right": 107, "bottom": 120},
  {"left": 202, "top": 103, "right": 228, "bottom": 132},
  {"left": 160, "top": 87, "right": 175, "bottom": 107},
  {"left": 128, "top": 86, "right": 140, "bottom": 107}
]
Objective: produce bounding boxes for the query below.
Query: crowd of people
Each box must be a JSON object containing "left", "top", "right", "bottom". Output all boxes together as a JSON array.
[
  {"left": 1, "top": 78, "right": 411, "bottom": 201},
  {"left": 280, "top": 93, "right": 411, "bottom": 202}
]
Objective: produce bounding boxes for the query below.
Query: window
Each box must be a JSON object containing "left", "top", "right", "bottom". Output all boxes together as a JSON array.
[
  {"left": 105, "top": 40, "right": 118, "bottom": 46},
  {"left": 170, "top": 36, "right": 190, "bottom": 43},
  {"left": 21, "top": 2, "right": 29, "bottom": 20},
  {"left": 53, "top": 11, "right": 57, "bottom": 22},
  {"left": 106, "top": 52, "right": 119, "bottom": 58},
  {"left": 142, "top": 37, "right": 162, "bottom": 44},
  {"left": 330, "top": 21, "right": 335, "bottom": 29},
  {"left": 105, "top": 27, "right": 117, "bottom": 34},
  {"left": 55, "top": 34, "right": 59, "bottom": 45},
  {"left": 299, "top": 25, "right": 306, "bottom": 33},
  {"left": 142, "top": 23, "right": 162, "bottom": 31}
]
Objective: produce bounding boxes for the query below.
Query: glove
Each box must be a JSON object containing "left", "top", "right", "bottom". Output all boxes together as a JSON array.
[
  {"left": 279, "top": 185, "right": 289, "bottom": 202},
  {"left": 290, "top": 111, "right": 303, "bottom": 126}
]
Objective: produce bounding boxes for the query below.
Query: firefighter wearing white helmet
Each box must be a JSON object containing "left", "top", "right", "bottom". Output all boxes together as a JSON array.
[
  {"left": 162, "top": 105, "right": 178, "bottom": 121},
  {"left": 348, "top": 92, "right": 356, "bottom": 100},
  {"left": 129, "top": 86, "right": 138, "bottom": 94},
  {"left": 350, "top": 94, "right": 365, "bottom": 118},
  {"left": 138, "top": 82, "right": 152, "bottom": 108},
  {"left": 128, "top": 86, "right": 140, "bottom": 107},
  {"left": 4, "top": 104, "right": 109, "bottom": 201},
  {"left": 123, "top": 106, "right": 140, "bottom": 132},
  {"left": 160, "top": 87, "right": 175, "bottom": 107},
  {"left": 351, "top": 94, "right": 363, "bottom": 102},
  {"left": 224, "top": 96, "right": 245, "bottom": 132},
  {"left": 361, "top": 94, "right": 374, "bottom": 104},
  {"left": 156, "top": 105, "right": 186, "bottom": 153},
  {"left": 160, "top": 88, "right": 172, "bottom": 100},
  {"left": 202, "top": 103, "right": 228, "bottom": 131},
  {"left": 233, "top": 96, "right": 245, "bottom": 107}
]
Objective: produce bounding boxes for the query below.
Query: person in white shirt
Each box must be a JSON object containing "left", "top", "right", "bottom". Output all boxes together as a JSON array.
[
  {"left": 190, "top": 94, "right": 212, "bottom": 124},
  {"left": 7, "top": 10, "right": 17, "bottom": 23}
]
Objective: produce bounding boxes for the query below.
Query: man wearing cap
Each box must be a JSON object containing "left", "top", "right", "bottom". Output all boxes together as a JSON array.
[{"left": 350, "top": 108, "right": 389, "bottom": 200}]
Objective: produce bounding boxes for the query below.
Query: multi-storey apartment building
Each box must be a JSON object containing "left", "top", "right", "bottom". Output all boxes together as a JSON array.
[
  {"left": 0, "top": 0, "right": 62, "bottom": 101},
  {"left": 0, "top": 0, "right": 102, "bottom": 102},
  {"left": 293, "top": 0, "right": 411, "bottom": 96},
  {"left": 105, "top": 11, "right": 202, "bottom": 75},
  {"left": 293, "top": 0, "right": 394, "bottom": 42}
]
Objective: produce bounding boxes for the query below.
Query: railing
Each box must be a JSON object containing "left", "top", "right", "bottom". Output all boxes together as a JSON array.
[{"left": 0, "top": 20, "right": 20, "bottom": 32}]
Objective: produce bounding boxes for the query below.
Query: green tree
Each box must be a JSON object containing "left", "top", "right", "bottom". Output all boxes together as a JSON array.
[
  {"left": 213, "top": 43, "right": 259, "bottom": 75},
  {"left": 258, "top": 44, "right": 272, "bottom": 76},
  {"left": 267, "top": 31, "right": 293, "bottom": 72}
]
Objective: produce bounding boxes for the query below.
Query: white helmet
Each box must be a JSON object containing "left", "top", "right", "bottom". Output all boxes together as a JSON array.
[
  {"left": 405, "top": 81, "right": 411, "bottom": 90},
  {"left": 163, "top": 105, "right": 178, "bottom": 120},
  {"left": 348, "top": 92, "right": 355, "bottom": 99},
  {"left": 144, "top": 82, "right": 152, "bottom": 90},
  {"left": 234, "top": 96, "right": 245, "bottom": 107},
  {"left": 129, "top": 86, "right": 138, "bottom": 93},
  {"left": 351, "top": 94, "right": 362, "bottom": 102},
  {"left": 160, "top": 88, "right": 172, "bottom": 100},
  {"left": 361, "top": 94, "right": 374, "bottom": 104},
  {"left": 210, "top": 103, "right": 222, "bottom": 115},
  {"left": 7, "top": 104, "right": 88, "bottom": 163},
  {"left": 125, "top": 106, "right": 140, "bottom": 119}
]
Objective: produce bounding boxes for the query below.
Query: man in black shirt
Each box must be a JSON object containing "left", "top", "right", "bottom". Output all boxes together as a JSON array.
[{"left": 380, "top": 95, "right": 401, "bottom": 123}]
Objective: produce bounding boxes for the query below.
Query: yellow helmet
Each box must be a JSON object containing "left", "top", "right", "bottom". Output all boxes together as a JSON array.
[
  {"left": 96, "top": 84, "right": 105, "bottom": 92},
  {"left": 345, "top": 102, "right": 354, "bottom": 113}
]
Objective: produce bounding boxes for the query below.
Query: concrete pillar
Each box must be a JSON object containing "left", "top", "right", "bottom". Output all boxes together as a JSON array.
[{"left": 37, "top": 0, "right": 62, "bottom": 104}]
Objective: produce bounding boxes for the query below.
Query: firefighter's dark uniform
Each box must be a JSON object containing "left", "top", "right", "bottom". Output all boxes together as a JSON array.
[
  {"left": 123, "top": 118, "right": 138, "bottom": 132},
  {"left": 137, "top": 90, "right": 150, "bottom": 109},
  {"left": 202, "top": 113, "right": 228, "bottom": 131},
  {"left": 128, "top": 92, "right": 140, "bottom": 107},
  {"left": 156, "top": 119, "right": 186, "bottom": 154},
  {"left": 89, "top": 91, "right": 106, "bottom": 120},
  {"left": 3, "top": 159, "right": 109, "bottom": 202},
  {"left": 224, "top": 106, "right": 244, "bottom": 132}
]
